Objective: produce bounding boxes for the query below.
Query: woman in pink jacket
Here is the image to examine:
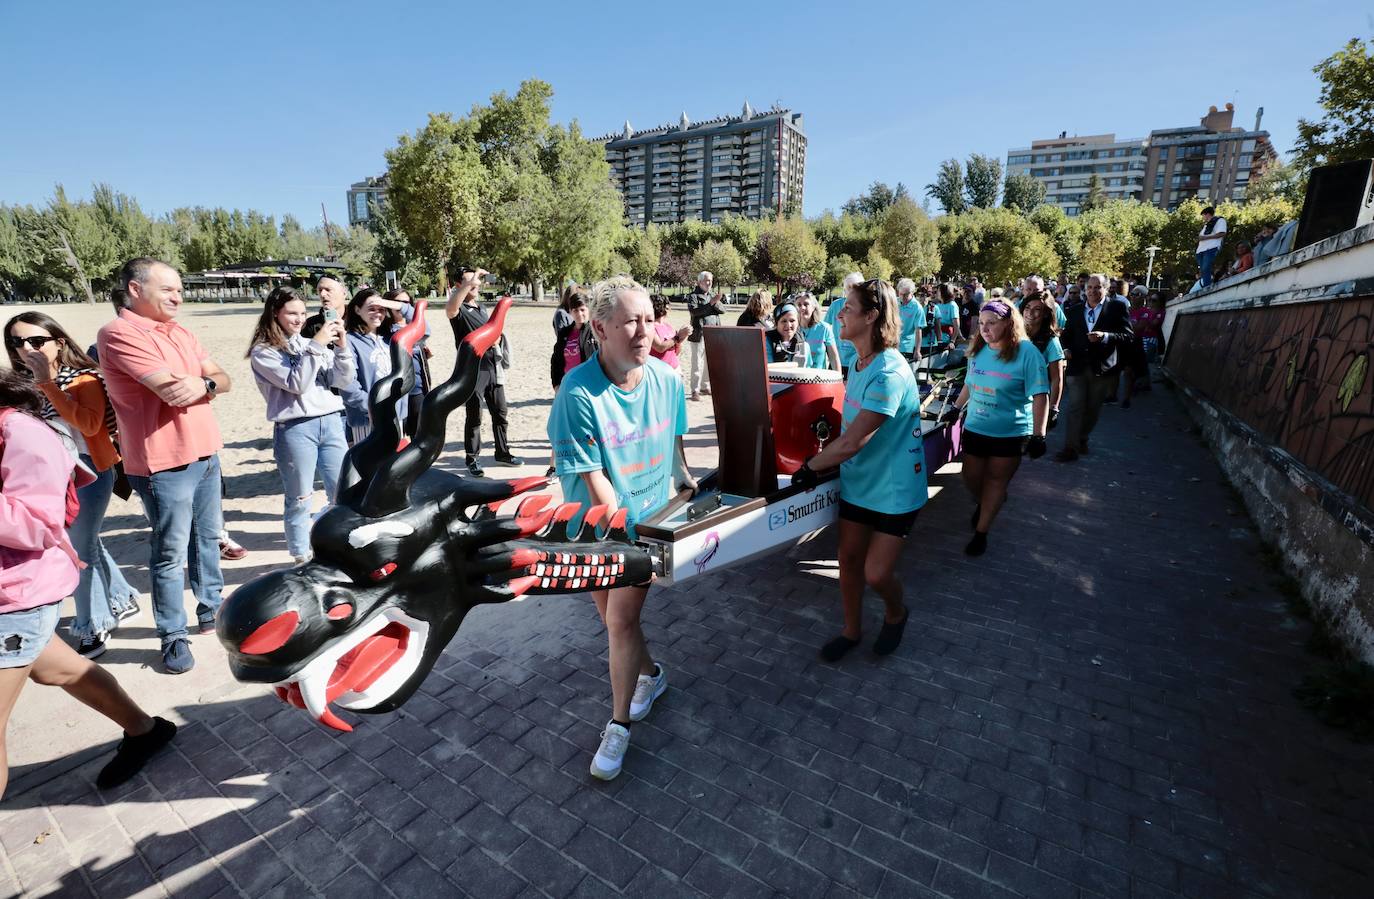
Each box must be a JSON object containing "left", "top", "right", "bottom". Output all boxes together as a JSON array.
[{"left": 0, "top": 369, "right": 174, "bottom": 798}]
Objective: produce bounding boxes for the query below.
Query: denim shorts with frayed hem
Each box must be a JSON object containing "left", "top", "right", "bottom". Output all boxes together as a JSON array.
[{"left": 0, "top": 601, "right": 61, "bottom": 668}]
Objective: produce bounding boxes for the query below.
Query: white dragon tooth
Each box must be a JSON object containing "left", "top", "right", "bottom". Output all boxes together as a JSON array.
[{"left": 297, "top": 669, "right": 328, "bottom": 722}]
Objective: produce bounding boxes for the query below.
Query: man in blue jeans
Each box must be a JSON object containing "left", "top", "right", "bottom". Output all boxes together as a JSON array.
[
  {"left": 1196, "top": 206, "right": 1227, "bottom": 288},
  {"left": 98, "top": 258, "right": 232, "bottom": 674}
]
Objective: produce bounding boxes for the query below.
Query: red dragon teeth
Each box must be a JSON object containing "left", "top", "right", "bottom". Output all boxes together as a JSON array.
[
  {"left": 509, "top": 548, "right": 542, "bottom": 568},
  {"left": 508, "top": 576, "right": 540, "bottom": 596},
  {"left": 515, "top": 506, "right": 556, "bottom": 537},
  {"left": 552, "top": 502, "right": 580, "bottom": 523},
  {"left": 583, "top": 505, "right": 609, "bottom": 529},
  {"left": 608, "top": 508, "right": 629, "bottom": 532},
  {"left": 507, "top": 475, "right": 551, "bottom": 495},
  {"left": 274, "top": 686, "right": 289, "bottom": 704},
  {"left": 515, "top": 494, "right": 552, "bottom": 517},
  {"left": 318, "top": 708, "right": 354, "bottom": 733},
  {"left": 285, "top": 682, "right": 305, "bottom": 709}
]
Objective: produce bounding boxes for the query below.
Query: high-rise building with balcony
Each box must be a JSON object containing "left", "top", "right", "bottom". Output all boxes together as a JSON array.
[
  {"left": 1005, "top": 133, "right": 1149, "bottom": 217},
  {"left": 594, "top": 103, "right": 806, "bottom": 226},
  {"left": 1005, "top": 104, "right": 1277, "bottom": 216},
  {"left": 346, "top": 175, "right": 388, "bottom": 226},
  {"left": 1141, "top": 104, "right": 1277, "bottom": 211}
]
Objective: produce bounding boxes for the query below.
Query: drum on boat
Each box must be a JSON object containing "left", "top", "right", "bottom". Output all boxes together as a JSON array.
[{"left": 767, "top": 365, "right": 844, "bottom": 475}]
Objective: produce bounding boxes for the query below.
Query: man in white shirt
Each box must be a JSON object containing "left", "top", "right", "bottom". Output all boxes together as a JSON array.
[{"left": 1196, "top": 206, "right": 1227, "bottom": 288}]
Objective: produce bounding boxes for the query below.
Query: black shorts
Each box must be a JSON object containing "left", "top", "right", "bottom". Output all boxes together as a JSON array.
[
  {"left": 838, "top": 500, "right": 919, "bottom": 538},
  {"left": 962, "top": 430, "right": 1029, "bottom": 458}
]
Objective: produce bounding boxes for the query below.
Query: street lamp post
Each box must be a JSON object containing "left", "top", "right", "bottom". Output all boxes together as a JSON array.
[{"left": 1145, "top": 245, "right": 1161, "bottom": 290}]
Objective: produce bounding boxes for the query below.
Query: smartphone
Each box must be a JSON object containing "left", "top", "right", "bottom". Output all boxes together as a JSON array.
[{"left": 322, "top": 307, "right": 338, "bottom": 322}]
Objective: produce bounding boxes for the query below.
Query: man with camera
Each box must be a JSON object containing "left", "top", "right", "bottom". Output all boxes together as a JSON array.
[{"left": 445, "top": 265, "right": 517, "bottom": 476}]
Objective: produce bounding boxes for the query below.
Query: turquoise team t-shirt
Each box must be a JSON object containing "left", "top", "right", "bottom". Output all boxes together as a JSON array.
[
  {"left": 839, "top": 349, "right": 927, "bottom": 515},
  {"left": 934, "top": 302, "right": 960, "bottom": 340},
  {"left": 825, "top": 299, "right": 857, "bottom": 368},
  {"left": 1037, "top": 336, "right": 1065, "bottom": 365},
  {"left": 548, "top": 353, "right": 688, "bottom": 534},
  {"left": 802, "top": 320, "right": 837, "bottom": 367},
  {"left": 897, "top": 299, "right": 927, "bottom": 354},
  {"left": 965, "top": 343, "right": 1050, "bottom": 438}
]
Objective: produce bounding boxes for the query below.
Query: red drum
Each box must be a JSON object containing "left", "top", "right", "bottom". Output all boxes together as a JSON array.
[{"left": 768, "top": 367, "right": 844, "bottom": 475}]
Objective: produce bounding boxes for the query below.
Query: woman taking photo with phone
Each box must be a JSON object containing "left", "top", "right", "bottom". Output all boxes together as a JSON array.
[
  {"left": 340, "top": 288, "right": 405, "bottom": 444},
  {"left": 4, "top": 313, "right": 138, "bottom": 658},
  {"left": 248, "top": 286, "right": 355, "bottom": 564}
]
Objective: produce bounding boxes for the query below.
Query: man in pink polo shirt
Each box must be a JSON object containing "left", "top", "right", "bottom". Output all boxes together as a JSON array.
[{"left": 98, "top": 258, "right": 233, "bottom": 674}]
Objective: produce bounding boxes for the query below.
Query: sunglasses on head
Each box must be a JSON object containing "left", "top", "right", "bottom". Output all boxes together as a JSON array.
[{"left": 5, "top": 334, "right": 57, "bottom": 350}]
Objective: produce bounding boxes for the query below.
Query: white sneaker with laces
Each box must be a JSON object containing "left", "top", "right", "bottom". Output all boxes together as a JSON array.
[
  {"left": 629, "top": 664, "right": 667, "bottom": 722},
  {"left": 590, "top": 721, "right": 630, "bottom": 781}
]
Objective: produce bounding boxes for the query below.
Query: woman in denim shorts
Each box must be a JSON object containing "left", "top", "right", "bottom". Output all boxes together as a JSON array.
[{"left": 0, "top": 370, "right": 174, "bottom": 798}]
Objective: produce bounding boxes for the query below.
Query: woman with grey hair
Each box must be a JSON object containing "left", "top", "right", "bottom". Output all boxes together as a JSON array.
[
  {"left": 548, "top": 275, "right": 697, "bottom": 781},
  {"left": 895, "top": 278, "right": 926, "bottom": 363}
]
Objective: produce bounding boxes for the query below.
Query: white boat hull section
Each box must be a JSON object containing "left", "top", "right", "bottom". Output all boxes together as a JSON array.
[{"left": 644, "top": 480, "right": 842, "bottom": 586}]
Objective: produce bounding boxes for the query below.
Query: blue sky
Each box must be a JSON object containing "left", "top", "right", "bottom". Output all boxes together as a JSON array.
[{"left": 1, "top": 0, "right": 1365, "bottom": 228}]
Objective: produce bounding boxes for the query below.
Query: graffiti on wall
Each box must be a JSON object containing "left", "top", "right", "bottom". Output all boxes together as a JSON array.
[{"left": 1167, "top": 297, "right": 1374, "bottom": 511}]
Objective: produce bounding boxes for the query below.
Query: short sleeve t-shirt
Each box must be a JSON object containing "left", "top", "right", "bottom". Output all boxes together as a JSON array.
[
  {"left": 935, "top": 302, "right": 960, "bottom": 334},
  {"left": 96, "top": 309, "right": 223, "bottom": 477},
  {"left": 824, "top": 300, "right": 857, "bottom": 368},
  {"left": 548, "top": 354, "right": 688, "bottom": 535},
  {"left": 897, "top": 300, "right": 927, "bottom": 354},
  {"left": 650, "top": 321, "right": 679, "bottom": 368},
  {"left": 802, "top": 321, "right": 837, "bottom": 365},
  {"left": 1038, "top": 336, "right": 1065, "bottom": 365},
  {"left": 839, "top": 350, "right": 927, "bottom": 515},
  {"left": 965, "top": 343, "right": 1050, "bottom": 438},
  {"left": 1197, "top": 216, "right": 1227, "bottom": 253}
]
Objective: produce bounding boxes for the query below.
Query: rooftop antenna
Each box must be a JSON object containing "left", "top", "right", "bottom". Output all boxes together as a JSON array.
[{"left": 321, "top": 202, "right": 336, "bottom": 256}]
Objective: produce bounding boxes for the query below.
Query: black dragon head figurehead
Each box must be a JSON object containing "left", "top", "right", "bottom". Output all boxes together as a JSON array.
[{"left": 216, "top": 298, "right": 652, "bottom": 731}]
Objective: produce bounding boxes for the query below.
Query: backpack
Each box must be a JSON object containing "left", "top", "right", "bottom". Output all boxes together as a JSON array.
[{"left": 0, "top": 407, "right": 82, "bottom": 528}]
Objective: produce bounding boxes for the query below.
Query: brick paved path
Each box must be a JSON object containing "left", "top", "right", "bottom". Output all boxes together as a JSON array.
[{"left": 3, "top": 386, "right": 1372, "bottom": 898}]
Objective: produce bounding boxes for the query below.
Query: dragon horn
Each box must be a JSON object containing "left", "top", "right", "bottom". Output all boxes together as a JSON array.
[
  {"left": 360, "top": 298, "right": 512, "bottom": 517},
  {"left": 336, "top": 305, "right": 427, "bottom": 507}
]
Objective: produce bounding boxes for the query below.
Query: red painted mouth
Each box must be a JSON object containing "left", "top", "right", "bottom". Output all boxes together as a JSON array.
[{"left": 273, "top": 619, "right": 415, "bottom": 732}]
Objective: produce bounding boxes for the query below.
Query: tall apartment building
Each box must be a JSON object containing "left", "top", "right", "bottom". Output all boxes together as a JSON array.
[
  {"left": 1005, "top": 134, "right": 1148, "bottom": 216},
  {"left": 594, "top": 103, "right": 806, "bottom": 226},
  {"left": 1142, "top": 105, "right": 1277, "bottom": 211},
  {"left": 1005, "top": 104, "right": 1277, "bottom": 216},
  {"left": 346, "top": 175, "right": 388, "bottom": 226}
]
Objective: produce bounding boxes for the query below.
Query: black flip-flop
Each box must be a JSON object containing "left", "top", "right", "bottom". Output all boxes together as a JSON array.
[
  {"left": 820, "top": 635, "right": 860, "bottom": 663},
  {"left": 873, "top": 611, "right": 909, "bottom": 656}
]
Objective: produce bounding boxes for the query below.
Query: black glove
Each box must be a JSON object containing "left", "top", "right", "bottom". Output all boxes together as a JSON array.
[
  {"left": 1048, "top": 408, "right": 1060, "bottom": 430},
  {"left": 940, "top": 405, "right": 962, "bottom": 424},
  {"left": 1026, "top": 435, "right": 1047, "bottom": 459},
  {"left": 792, "top": 460, "right": 819, "bottom": 489}
]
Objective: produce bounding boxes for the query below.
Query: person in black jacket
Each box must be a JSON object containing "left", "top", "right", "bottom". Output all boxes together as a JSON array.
[
  {"left": 1055, "top": 273, "right": 1132, "bottom": 462},
  {"left": 546, "top": 293, "right": 598, "bottom": 477},
  {"left": 685, "top": 271, "right": 723, "bottom": 400},
  {"left": 445, "top": 267, "right": 516, "bottom": 476}
]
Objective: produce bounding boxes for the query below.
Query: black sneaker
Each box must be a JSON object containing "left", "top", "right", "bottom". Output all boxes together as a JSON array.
[
  {"left": 77, "top": 632, "right": 108, "bottom": 659},
  {"left": 162, "top": 638, "right": 195, "bottom": 674},
  {"left": 491, "top": 454, "right": 521, "bottom": 467},
  {"left": 117, "top": 599, "right": 140, "bottom": 621},
  {"left": 96, "top": 717, "right": 177, "bottom": 789},
  {"left": 544, "top": 466, "right": 557, "bottom": 478},
  {"left": 466, "top": 460, "right": 486, "bottom": 478}
]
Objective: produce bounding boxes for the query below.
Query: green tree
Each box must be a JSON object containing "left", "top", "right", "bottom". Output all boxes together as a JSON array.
[
  {"left": 625, "top": 225, "right": 663, "bottom": 286},
  {"left": 1002, "top": 172, "right": 1047, "bottom": 212},
  {"left": 964, "top": 154, "right": 1003, "bottom": 209},
  {"left": 528, "top": 120, "right": 624, "bottom": 287},
  {"left": 42, "top": 185, "right": 122, "bottom": 301},
  {"left": 385, "top": 111, "right": 485, "bottom": 269},
  {"left": 691, "top": 239, "right": 745, "bottom": 289},
  {"left": 925, "top": 159, "right": 966, "bottom": 215},
  {"left": 875, "top": 197, "right": 941, "bottom": 279},
  {"left": 1293, "top": 36, "right": 1374, "bottom": 171},
  {"left": 1027, "top": 204, "right": 1082, "bottom": 278},
  {"left": 811, "top": 210, "right": 877, "bottom": 262},
  {"left": 864, "top": 246, "right": 893, "bottom": 283},
  {"left": 368, "top": 199, "right": 435, "bottom": 293},
  {"left": 1077, "top": 200, "right": 1167, "bottom": 277},
  {"left": 715, "top": 214, "right": 760, "bottom": 261},
  {"left": 1081, "top": 174, "right": 1107, "bottom": 212},
  {"left": 657, "top": 247, "right": 693, "bottom": 286},
  {"left": 763, "top": 218, "right": 826, "bottom": 290},
  {"left": 1247, "top": 159, "right": 1308, "bottom": 205},
  {"left": 842, "top": 181, "right": 909, "bottom": 218},
  {"left": 822, "top": 253, "right": 858, "bottom": 291},
  {"left": 938, "top": 207, "right": 1059, "bottom": 284}
]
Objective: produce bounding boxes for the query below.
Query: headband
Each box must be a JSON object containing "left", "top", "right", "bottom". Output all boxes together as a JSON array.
[
  {"left": 981, "top": 300, "right": 1012, "bottom": 319},
  {"left": 775, "top": 303, "right": 798, "bottom": 319}
]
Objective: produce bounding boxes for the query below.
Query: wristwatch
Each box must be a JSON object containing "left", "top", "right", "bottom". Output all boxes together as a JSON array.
[{"left": 202, "top": 376, "right": 218, "bottom": 398}]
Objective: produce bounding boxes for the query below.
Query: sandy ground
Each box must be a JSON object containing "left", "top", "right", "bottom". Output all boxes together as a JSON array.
[{"left": 3, "top": 299, "right": 721, "bottom": 776}]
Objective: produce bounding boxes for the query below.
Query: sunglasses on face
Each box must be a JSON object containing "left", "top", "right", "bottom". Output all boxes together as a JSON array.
[{"left": 5, "top": 335, "right": 57, "bottom": 350}]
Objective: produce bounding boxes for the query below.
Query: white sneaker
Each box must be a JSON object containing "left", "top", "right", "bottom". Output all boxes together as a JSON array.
[
  {"left": 629, "top": 664, "right": 667, "bottom": 722},
  {"left": 590, "top": 722, "right": 630, "bottom": 781}
]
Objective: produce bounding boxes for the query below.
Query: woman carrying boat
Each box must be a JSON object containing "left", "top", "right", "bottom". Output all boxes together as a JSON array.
[
  {"left": 547, "top": 275, "right": 696, "bottom": 781},
  {"left": 792, "top": 279, "right": 925, "bottom": 662}
]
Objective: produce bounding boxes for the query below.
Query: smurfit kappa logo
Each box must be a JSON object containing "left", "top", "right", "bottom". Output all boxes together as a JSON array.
[
  {"left": 768, "top": 509, "right": 787, "bottom": 531},
  {"left": 770, "top": 490, "right": 836, "bottom": 530}
]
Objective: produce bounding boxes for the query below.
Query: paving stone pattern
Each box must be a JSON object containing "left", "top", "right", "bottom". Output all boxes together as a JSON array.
[{"left": 3, "top": 387, "right": 1373, "bottom": 897}]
